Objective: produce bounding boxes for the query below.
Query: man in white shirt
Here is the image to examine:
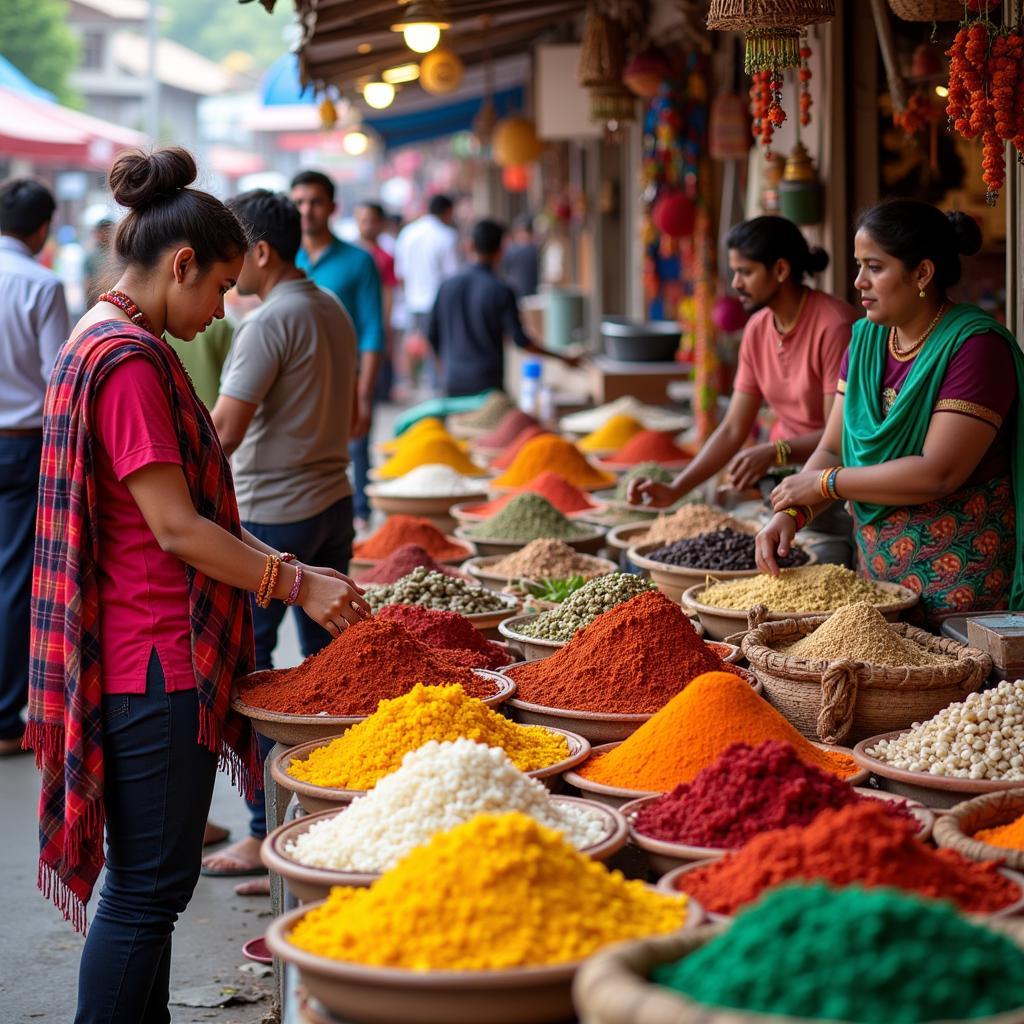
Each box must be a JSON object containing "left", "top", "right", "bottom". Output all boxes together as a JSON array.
[
  {"left": 394, "top": 195, "right": 459, "bottom": 390},
  {"left": 0, "top": 179, "right": 69, "bottom": 756}
]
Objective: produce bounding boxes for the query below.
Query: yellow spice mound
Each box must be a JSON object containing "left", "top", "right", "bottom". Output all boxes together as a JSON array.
[
  {"left": 699, "top": 564, "right": 901, "bottom": 613},
  {"left": 783, "top": 602, "right": 952, "bottom": 668},
  {"left": 287, "top": 684, "right": 569, "bottom": 789},
  {"left": 491, "top": 434, "right": 615, "bottom": 490},
  {"left": 287, "top": 811, "right": 688, "bottom": 969},
  {"left": 380, "top": 418, "right": 466, "bottom": 455},
  {"left": 378, "top": 436, "right": 486, "bottom": 479},
  {"left": 579, "top": 414, "right": 645, "bottom": 452}
]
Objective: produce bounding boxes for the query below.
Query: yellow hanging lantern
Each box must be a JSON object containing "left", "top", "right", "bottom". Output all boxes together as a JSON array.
[
  {"left": 492, "top": 116, "right": 543, "bottom": 168},
  {"left": 318, "top": 98, "right": 338, "bottom": 129},
  {"left": 420, "top": 48, "right": 464, "bottom": 94}
]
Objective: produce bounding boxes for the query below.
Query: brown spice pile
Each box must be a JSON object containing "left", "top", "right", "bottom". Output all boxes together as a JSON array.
[
  {"left": 633, "top": 505, "right": 758, "bottom": 546},
  {"left": 488, "top": 540, "right": 608, "bottom": 580},
  {"left": 782, "top": 603, "right": 952, "bottom": 667}
]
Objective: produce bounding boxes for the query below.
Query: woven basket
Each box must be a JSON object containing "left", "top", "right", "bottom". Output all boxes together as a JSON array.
[
  {"left": 887, "top": 0, "right": 964, "bottom": 21},
  {"left": 740, "top": 611, "right": 991, "bottom": 745},
  {"left": 707, "top": 0, "right": 835, "bottom": 30},
  {"left": 573, "top": 922, "right": 1024, "bottom": 1024},
  {"left": 934, "top": 791, "right": 1024, "bottom": 872}
]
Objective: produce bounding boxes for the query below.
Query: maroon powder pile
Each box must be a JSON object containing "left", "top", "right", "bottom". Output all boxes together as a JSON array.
[
  {"left": 476, "top": 409, "right": 540, "bottom": 449},
  {"left": 355, "top": 544, "right": 464, "bottom": 584},
  {"left": 634, "top": 740, "right": 911, "bottom": 848},
  {"left": 375, "top": 604, "right": 513, "bottom": 670}
]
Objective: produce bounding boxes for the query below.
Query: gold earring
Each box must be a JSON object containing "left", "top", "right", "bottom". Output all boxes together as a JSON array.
[{"left": 919, "top": 288, "right": 926, "bottom": 299}]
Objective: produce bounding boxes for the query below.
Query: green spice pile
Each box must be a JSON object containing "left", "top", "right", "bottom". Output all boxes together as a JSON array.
[
  {"left": 700, "top": 564, "right": 901, "bottom": 613},
  {"left": 467, "top": 493, "right": 589, "bottom": 542},
  {"left": 487, "top": 539, "right": 609, "bottom": 580},
  {"left": 653, "top": 883, "right": 1024, "bottom": 1023},
  {"left": 612, "top": 462, "right": 675, "bottom": 501},
  {"left": 450, "top": 391, "right": 515, "bottom": 429},
  {"left": 783, "top": 603, "right": 953, "bottom": 667},
  {"left": 516, "top": 572, "right": 656, "bottom": 641},
  {"left": 365, "top": 567, "right": 509, "bottom": 615}
]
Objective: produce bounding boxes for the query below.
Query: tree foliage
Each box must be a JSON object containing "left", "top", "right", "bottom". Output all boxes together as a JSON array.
[{"left": 0, "top": 0, "right": 80, "bottom": 104}]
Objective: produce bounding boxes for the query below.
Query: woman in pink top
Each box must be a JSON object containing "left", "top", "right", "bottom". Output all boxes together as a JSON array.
[
  {"left": 628, "top": 217, "right": 856, "bottom": 508},
  {"left": 26, "top": 147, "right": 370, "bottom": 1024}
]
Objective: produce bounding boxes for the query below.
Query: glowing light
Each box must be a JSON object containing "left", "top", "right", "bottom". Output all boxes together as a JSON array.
[
  {"left": 382, "top": 63, "right": 421, "bottom": 84},
  {"left": 402, "top": 23, "right": 442, "bottom": 53},
  {"left": 391, "top": 3, "right": 449, "bottom": 53},
  {"left": 935, "top": 85, "right": 949, "bottom": 98},
  {"left": 343, "top": 130, "right": 370, "bottom": 156},
  {"left": 362, "top": 81, "right": 396, "bottom": 109}
]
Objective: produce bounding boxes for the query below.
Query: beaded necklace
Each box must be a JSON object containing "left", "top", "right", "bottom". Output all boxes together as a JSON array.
[{"left": 98, "top": 289, "right": 159, "bottom": 337}]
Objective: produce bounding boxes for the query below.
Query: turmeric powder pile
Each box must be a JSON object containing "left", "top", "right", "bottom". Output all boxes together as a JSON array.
[
  {"left": 287, "top": 684, "right": 569, "bottom": 790},
  {"left": 287, "top": 812, "right": 689, "bottom": 969},
  {"left": 578, "top": 671, "right": 860, "bottom": 791},
  {"left": 377, "top": 436, "right": 486, "bottom": 479},
  {"left": 974, "top": 811, "right": 1024, "bottom": 851}
]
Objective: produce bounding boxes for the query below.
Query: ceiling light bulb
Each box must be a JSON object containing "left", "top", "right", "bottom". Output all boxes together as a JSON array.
[
  {"left": 403, "top": 23, "right": 442, "bottom": 53},
  {"left": 934, "top": 85, "right": 949, "bottom": 98},
  {"left": 362, "top": 81, "right": 396, "bottom": 109},
  {"left": 343, "top": 130, "right": 370, "bottom": 156},
  {"left": 382, "top": 63, "right": 421, "bottom": 85}
]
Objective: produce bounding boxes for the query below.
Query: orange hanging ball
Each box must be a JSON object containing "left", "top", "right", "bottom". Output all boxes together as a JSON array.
[
  {"left": 652, "top": 191, "right": 696, "bottom": 238},
  {"left": 502, "top": 165, "right": 530, "bottom": 192},
  {"left": 420, "top": 49, "right": 464, "bottom": 95},
  {"left": 493, "top": 117, "right": 543, "bottom": 168}
]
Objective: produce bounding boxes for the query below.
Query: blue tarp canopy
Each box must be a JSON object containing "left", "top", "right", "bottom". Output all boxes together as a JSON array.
[
  {"left": 261, "top": 53, "right": 315, "bottom": 106},
  {"left": 0, "top": 55, "right": 55, "bottom": 102}
]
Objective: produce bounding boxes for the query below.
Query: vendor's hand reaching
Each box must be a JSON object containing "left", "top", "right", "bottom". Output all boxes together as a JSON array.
[
  {"left": 755, "top": 512, "right": 798, "bottom": 577},
  {"left": 298, "top": 566, "right": 371, "bottom": 637},
  {"left": 726, "top": 443, "right": 777, "bottom": 492},
  {"left": 770, "top": 468, "right": 826, "bottom": 512},
  {"left": 626, "top": 476, "right": 679, "bottom": 508}
]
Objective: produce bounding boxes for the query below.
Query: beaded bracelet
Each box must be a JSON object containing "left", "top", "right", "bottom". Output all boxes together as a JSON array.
[
  {"left": 774, "top": 439, "right": 792, "bottom": 466},
  {"left": 256, "top": 554, "right": 274, "bottom": 605},
  {"left": 256, "top": 555, "right": 282, "bottom": 609},
  {"left": 782, "top": 506, "right": 808, "bottom": 531},
  {"left": 280, "top": 552, "right": 297, "bottom": 564},
  {"left": 284, "top": 565, "right": 304, "bottom": 606}
]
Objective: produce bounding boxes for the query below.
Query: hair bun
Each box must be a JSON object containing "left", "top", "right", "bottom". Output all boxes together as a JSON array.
[
  {"left": 108, "top": 147, "right": 197, "bottom": 211},
  {"left": 946, "top": 210, "right": 982, "bottom": 257},
  {"left": 806, "top": 246, "right": 830, "bottom": 274}
]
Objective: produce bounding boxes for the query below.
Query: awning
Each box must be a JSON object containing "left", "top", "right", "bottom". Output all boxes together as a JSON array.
[{"left": 0, "top": 87, "right": 145, "bottom": 169}]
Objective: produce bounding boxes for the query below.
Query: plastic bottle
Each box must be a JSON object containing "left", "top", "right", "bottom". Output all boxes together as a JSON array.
[{"left": 519, "top": 359, "right": 542, "bottom": 417}]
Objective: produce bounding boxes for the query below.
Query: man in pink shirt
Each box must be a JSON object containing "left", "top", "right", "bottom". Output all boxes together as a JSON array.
[{"left": 629, "top": 216, "right": 857, "bottom": 510}]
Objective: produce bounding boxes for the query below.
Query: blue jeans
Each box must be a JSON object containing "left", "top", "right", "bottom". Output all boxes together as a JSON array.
[
  {"left": 76, "top": 652, "right": 217, "bottom": 1024},
  {"left": 242, "top": 497, "right": 354, "bottom": 838},
  {"left": 349, "top": 433, "right": 372, "bottom": 521},
  {"left": 0, "top": 433, "right": 41, "bottom": 740}
]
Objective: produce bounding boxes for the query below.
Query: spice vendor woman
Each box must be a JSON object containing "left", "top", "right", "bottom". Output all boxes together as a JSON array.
[
  {"left": 757, "top": 199, "right": 1024, "bottom": 626},
  {"left": 24, "top": 147, "right": 370, "bottom": 1023},
  {"left": 628, "top": 216, "right": 856, "bottom": 514}
]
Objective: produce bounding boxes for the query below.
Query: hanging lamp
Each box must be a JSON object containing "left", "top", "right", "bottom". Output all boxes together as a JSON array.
[
  {"left": 577, "top": 4, "right": 637, "bottom": 127},
  {"left": 706, "top": 1, "right": 834, "bottom": 74},
  {"left": 391, "top": 1, "right": 450, "bottom": 54}
]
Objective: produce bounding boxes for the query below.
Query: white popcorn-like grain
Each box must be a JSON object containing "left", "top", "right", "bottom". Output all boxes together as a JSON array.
[
  {"left": 867, "top": 680, "right": 1024, "bottom": 780},
  {"left": 285, "top": 739, "right": 609, "bottom": 871},
  {"left": 376, "top": 464, "right": 485, "bottom": 498}
]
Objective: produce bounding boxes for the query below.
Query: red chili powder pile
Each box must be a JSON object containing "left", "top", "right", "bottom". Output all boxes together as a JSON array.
[
  {"left": 607, "top": 430, "right": 692, "bottom": 465},
  {"left": 375, "top": 604, "right": 513, "bottom": 670},
  {"left": 355, "top": 544, "right": 465, "bottom": 584},
  {"left": 508, "top": 591, "right": 735, "bottom": 713},
  {"left": 462, "top": 472, "right": 599, "bottom": 519},
  {"left": 634, "top": 740, "right": 910, "bottom": 848},
  {"left": 354, "top": 515, "right": 468, "bottom": 561},
  {"left": 475, "top": 410, "right": 539, "bottom": 449},
  {"left": 236, "top": 618, "right": 495, "bottom": 715},
  {"left": 491, "top": 425, "right": 552, "bottom": 470},
  {"left": 578, "top": 671, "right": 860, "bottom": 790},
  {"left": 671, "top": 801, "right": 1019, "bottom": 916}
]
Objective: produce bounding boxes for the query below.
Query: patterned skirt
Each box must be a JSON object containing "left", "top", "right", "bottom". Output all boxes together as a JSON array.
[{"left": 854, "top": 476, "right": 1016, "bottom": 629}]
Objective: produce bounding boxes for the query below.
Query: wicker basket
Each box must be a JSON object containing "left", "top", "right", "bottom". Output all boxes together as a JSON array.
[
  {"left": 934, "top": 791, "right": 1024, "bottom": 872},
  {"left": 707, "top": 0, "right": 835, "bottom": 30},
  {"left": 573, "top": 923, "right": 1024, "bottom": 1024},
  {"left": 887, "top": 0, "right": 964, "bottom": 21},
  {"left": 740, "top": 612, "right": 991, "bottom": 745}
]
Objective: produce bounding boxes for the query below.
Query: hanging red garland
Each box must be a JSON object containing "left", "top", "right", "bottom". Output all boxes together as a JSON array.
[{"left": 799, "top": 36, "right": 813, "bottom": 127}]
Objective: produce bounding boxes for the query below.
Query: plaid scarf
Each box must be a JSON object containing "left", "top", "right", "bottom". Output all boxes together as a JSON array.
[{"left": 24, "top": 321, "right": 258, "bottom": 933}]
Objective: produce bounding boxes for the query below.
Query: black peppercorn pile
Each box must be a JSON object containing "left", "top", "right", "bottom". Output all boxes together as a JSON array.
[{"left": 647, "top": 528, "right": 809, "bottom": 571}]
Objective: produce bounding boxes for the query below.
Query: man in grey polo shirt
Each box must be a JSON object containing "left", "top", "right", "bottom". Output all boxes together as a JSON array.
[
  {"left": 0, "top": 179, "right": 69, "bottom": 756},
  {"left": 204, "top": 189, "right": 357, "bottom": 880}
]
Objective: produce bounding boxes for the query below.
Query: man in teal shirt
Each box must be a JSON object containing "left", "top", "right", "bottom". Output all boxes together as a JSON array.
[{"left": 292, "top": 169, "right": 383, "bottom": 525}]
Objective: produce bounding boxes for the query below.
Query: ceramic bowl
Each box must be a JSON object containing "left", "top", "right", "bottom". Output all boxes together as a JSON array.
[
  {"left": 364, "top": 489, "right": 489, "bottom": 535},
  {"left": 272, "top": 725, "right": 592, "bottom": 814},
  {"left": 262, "top": 796, "right": 629, "bottom": 903},
  {"left": 853, "top": 730, "right": 1024, "bottom": 810},
  {"left": 681, "top": 579, "right": 920, "bottom": 641},
  {"left": 453, "top": 524, "right": 607, "bottom": 557},
  {"left": 266, "top": 898, "right": 702, "bottom": 1024},
  {"left": 232, "top": 669, "right": 514, "bottom": 746}
]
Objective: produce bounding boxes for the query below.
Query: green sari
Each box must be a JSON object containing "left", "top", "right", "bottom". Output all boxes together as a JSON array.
[{"left": 842, "top": 303, "right": 1024, "bottom": 612}]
